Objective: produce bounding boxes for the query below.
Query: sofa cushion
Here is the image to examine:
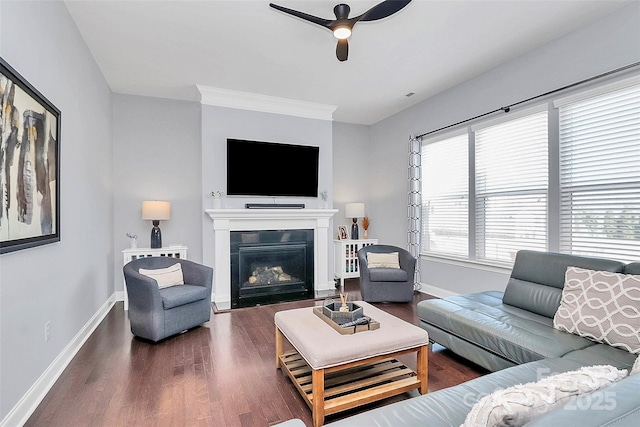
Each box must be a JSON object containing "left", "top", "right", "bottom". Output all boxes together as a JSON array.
[
  {"left": 625, "top": 262, "right": 640, "bottom": 275},
  {"left": 525, "top": 374, "right": 640, "bottom": 427},
  {"left": 417, "top": 292, "right": 596, "bottom": 365},
  {"left": 632, "top": 355, "right": 640, "bottom": 375},
  {"left": 368, "top": 268, "right": 408, "bottom": 282},
  {"left": 160, "top": 284, "right": 209, "bottom": 309},
  {"left": 560, "top": 343, "right": 637, "bottom": 370},
  {"left": 366, "top": 252, "right": 400, "bottom": 269},
  {"left": 461, "top": 365, "right": 627, "bottom": 427},
  {"left": 554, "top": 267, "right": 640, "bottom": 354},
  {"left": 139, "top": 263, "right": 184, "bottom": 289},
  {"left": 271, "top": 420, "right": 305, "bottom": 427},
  {"left": 324, "top": 358, "right": 585, "bottom": 427},
  {"left": 502, "top": 250, "right": 625, "bottom": 318}
]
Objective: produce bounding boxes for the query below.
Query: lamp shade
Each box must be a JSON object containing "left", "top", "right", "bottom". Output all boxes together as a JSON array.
[
  {"left": 142, "top": 201, "right": 171, "bottom": 220},
  {"left": 345, "top": 202, "right": 365, "bottom": 218}
]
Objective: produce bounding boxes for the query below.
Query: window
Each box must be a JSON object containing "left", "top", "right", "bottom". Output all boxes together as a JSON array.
[
  {"left": 557, "top": 82, "right": 640, "bottom": 263},
  {"left": 421, "top": 133, "right": 468, "bottom": 257},
  {"left": 474, "top": 109, "right": 549, "bottom": 263},
  {"left": 419, "top": 76, "right": 640, "bottom": 266}
]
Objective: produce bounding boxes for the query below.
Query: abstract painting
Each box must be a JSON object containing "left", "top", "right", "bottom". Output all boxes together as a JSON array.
[{"left": 1, "top": 57, "right": 60, "bottom": 254}]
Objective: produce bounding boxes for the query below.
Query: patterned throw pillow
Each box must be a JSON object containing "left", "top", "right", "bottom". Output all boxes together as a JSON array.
[
  {"left": 461, "top": 365, "right": 628, "bottom": 427},
  {"left": 139, "top": 263, "right": 184, "bottom": 289},
  {"left": 553, "top": 267, "right": 640, "bottom": 354}
]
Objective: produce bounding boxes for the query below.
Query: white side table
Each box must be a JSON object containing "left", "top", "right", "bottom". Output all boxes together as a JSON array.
[
  {"left": 333, "top": 239, "right": 378, "bottom": 288},
  {"left": 122, "top": 246, "right": 188, "bottom": 310}
]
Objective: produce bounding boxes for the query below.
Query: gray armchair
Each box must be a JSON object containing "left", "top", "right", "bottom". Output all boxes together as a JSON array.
[
  {"left": 123, "top": 257, "right": 213, "bottom": 342},
  {"left": 358, "top": 244, "right": 416, "bottom": 303}
]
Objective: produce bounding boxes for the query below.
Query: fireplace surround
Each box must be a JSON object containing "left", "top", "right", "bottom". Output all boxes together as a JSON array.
[{"left": 206, "top": 208, "right": 338, "bottom": 310}]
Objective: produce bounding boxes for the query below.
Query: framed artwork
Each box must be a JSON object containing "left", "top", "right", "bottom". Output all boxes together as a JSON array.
[
  {"left": 1, "top": 56, "right": 60, "bottom": 254},
  {"left": 338, "top": 225, "right": 348, "bottom": 240}
]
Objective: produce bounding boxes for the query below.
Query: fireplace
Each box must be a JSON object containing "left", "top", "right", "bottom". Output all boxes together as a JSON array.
[
  {"left": 231, "top": 229, "right": 314, "bottom": 308},
  {"left": 206, "top": 208, "right": 337, "bottom": 311}
]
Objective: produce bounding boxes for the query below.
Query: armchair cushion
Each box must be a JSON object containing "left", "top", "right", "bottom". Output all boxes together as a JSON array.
[
  {"left": 366, "top": 252, "right": 400, "bottom": 269},
  {"left": 369, "top": 268, "right": 408, "bottom": 282},
  {"left": 139, "top": 263, "right": 184, "bottom": 289},
  {"left": 160, "top": 284, "right": 209, "bottom": 309}
]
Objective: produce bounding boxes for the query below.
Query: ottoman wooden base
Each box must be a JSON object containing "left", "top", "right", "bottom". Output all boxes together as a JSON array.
[{"left": 276, "top": 327, "right": 428, "bottom": 426}]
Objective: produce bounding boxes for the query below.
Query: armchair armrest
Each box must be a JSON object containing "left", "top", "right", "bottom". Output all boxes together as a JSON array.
[
  {"left": 181, "top": 261, "right": 213, "bottom": 292},
  {"left": 123, "top": 264, "right": 164, "bottom": 311}
]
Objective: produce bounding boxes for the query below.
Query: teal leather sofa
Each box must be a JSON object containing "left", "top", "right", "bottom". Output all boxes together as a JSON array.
[
  {"left": 418, "top": 250, "right": 638, "bottom": 372},
  {"left": 274, "top": 250, "right": 640, "bottom": 426}
]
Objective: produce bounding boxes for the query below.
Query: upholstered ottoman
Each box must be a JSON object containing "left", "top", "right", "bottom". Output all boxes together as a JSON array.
[{"left": 274, "top": 301, "right": 429, "bottom": 427}]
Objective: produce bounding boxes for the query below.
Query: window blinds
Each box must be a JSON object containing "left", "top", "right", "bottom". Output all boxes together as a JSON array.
[
  {"left": 475, "top": 110, "right": 548, "bottom": 263},
  {"left": 421, "top": 133, "right": 469, "bottom": 257},
  {"left": 559, "top": 83, "right": 640, "bottom": 262}
]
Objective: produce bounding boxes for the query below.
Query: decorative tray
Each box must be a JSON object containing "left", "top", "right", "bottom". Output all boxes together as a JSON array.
[{"left": 313, "top": 306, "right": 380, "bottom": 335}]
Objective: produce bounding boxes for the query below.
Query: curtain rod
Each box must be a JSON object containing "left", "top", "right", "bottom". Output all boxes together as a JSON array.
[{"left": 416, "top": 61, "right": 640, "bottom": 139}]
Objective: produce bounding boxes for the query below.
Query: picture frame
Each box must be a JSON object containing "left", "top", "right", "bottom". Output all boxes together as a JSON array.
[
  {"left": 338, "top": 225, "right": 348, "bottom": 240},
  {"left": 1, "top": 56, "right": 61, "bottom": 254}
]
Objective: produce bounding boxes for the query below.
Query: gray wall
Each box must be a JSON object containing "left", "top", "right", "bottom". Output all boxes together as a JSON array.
[
  {"left": 367, "top": 2, "right": 640, "bottom": 295},
  {"left": 112, "top": 94, "right": 202, "bottom": 290},
  {"left": 0, "top": 0, "right": 113, "bottom": 418},
  {"left": 200, "top": 105, "right": 334, "bottom": 279},
  {"left": 332, "top": 122, "right": 372, "bottom": 236}
]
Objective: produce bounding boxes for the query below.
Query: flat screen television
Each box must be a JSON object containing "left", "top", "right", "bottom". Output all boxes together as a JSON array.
[{"left": 227, "top": 139, "right": 319, "bottom": 197}]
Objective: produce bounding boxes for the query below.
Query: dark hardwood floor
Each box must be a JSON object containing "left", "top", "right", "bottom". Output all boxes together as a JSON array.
[{"left": 26, "top": 280, "right": 487, "bottom": 427}]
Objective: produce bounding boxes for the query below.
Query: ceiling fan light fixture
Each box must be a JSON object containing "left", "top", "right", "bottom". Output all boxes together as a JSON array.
[
  {"left": 333, "top": 26, "right": 352, "bottom": 39},
  {"left": 270, "top": 1, "right": 413, "bottom": 61}
]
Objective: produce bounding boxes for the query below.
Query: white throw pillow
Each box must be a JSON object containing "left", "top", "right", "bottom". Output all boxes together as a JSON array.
[
  {"left": 553, "top": 266, "right": 640, "bottom": 354},
  {"left": 461, "top": 365, "right": 628, "bottom": 427},
  {"left": 139, "top": 263, "right": 184, "bottom": 289},
  {"left": 632, "top": 356, "right": 640, "bottom": 376},
  {"left": 366, "top": 252, "right": 400, "bottom": 269}
]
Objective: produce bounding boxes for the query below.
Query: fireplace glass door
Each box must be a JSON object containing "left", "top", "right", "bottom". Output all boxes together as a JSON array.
[{"left": 231, "top": 229, "right": 313, "bottom": 308}]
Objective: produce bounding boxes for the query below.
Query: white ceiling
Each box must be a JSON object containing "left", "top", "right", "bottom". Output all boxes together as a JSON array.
[{"left": 64, "top": 0, "right": 630, "bottom": 125}]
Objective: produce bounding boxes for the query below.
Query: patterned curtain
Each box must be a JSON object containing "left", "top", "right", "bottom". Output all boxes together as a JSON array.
[{"left": 407, "top": 135, "right": 422, "bottom": 290}]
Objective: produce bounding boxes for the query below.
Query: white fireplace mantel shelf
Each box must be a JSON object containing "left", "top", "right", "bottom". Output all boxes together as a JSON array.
[{"left": 206, "top": 208, "right": 338, "bottom": 310}]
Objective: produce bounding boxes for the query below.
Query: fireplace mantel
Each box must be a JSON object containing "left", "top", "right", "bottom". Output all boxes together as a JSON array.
[{"left": 206, "top": 208, "right": 338, "bottom": 310}]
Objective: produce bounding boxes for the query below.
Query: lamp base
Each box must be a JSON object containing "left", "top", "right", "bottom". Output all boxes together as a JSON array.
[
  {"left": 351, "top": 219, "right": 359, "bottom": 240},
  {"left": 150, "top": 221, "right": 162, "bottom": 248}
]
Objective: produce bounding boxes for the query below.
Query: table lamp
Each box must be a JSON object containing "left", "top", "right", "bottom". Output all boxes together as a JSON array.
[
  {"left": 345, "top": 202, "right": 365, "bottom": 240},
  {"left": 142, "top": 200, "right": 171, "bottom": 248}
]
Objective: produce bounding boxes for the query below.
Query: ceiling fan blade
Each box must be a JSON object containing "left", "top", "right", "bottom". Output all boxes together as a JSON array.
[
  {"left": 336, "top": 39, "right": 349, "bottom": 62},
  {"left": 357, "top": 0, "right": 412, "bottom": 22},
  {"left": 269, "top": 3, "right": 331, "bottom": 28}
]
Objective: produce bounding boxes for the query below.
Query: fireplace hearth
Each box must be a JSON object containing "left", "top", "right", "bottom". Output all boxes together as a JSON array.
[{"left": 231, "top": 229, "right": 314, "bottom": 308}]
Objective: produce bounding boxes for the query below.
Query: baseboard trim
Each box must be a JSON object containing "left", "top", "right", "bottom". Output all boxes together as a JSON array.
[
  {"left": 0, "top": 294, "right": 117, "bottom": 427},
  {"left": 417, "top": 282, "right": 459, "bottom": 299}
]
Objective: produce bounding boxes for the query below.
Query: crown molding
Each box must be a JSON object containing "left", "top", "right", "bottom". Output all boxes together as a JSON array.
[{"left": 196, "top": 85, "right": 337, "bottom": 121}]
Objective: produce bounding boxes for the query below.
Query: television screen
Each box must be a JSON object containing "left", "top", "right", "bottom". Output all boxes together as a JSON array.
[{"left": 227, "top": 139, "right": 319, "bottom": 197}]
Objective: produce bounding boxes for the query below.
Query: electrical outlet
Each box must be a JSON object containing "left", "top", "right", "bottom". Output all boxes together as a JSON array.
[{"left": 45, "top": 321, "right": 51, "bottom": 342}]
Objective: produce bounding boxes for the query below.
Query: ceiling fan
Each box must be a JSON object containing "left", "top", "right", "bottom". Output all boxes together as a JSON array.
[{"left": 269, "top": 1, "right": 412, "bottom": 62}]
